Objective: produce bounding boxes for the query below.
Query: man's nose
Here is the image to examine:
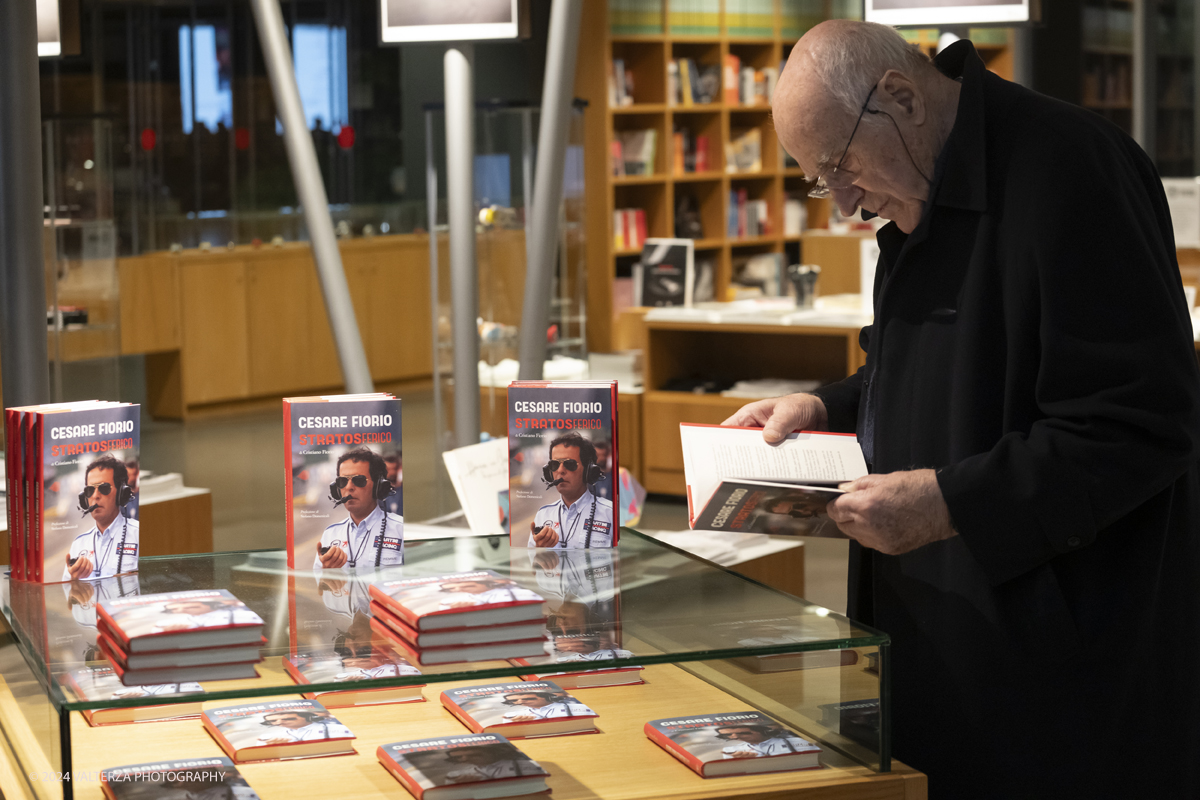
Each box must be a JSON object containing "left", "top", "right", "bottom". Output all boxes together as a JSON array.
[{"left": 832, "top": 184, "right": 865, "bottom": 217}]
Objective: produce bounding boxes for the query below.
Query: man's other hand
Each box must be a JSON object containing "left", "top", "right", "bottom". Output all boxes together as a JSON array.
[
  {"left": 66, "top": 552, "right": 93, "bottom": 580},
  {"left": 722, "top": 393, "right": 829, "bottom": 443},
  {"left": 530, "top": 521, "right": 559, "bottom": 548},
  {"left": 826, "top": 469, "right": 957, "bottom": 555},
  {"left": 317, "top": 541, "right": 349, "bottom": 569}
]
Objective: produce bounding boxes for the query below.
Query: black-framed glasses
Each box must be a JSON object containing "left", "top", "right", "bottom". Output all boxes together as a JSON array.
[
  {"left": 547, "top": 459, "right": 580, "bottom": 472},
  {"left": 808, "top": 84, "right": 878, "bottom": 199},
  {"left": 334, "top": 474, "right": 371, "bottom": 489},
  {"left": 82, "top": 483, "right": 114, "bottom": 498}
]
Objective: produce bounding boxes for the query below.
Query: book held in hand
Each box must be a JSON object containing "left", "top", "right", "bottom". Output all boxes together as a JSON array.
[
  {"left": 369, "top": 571, "right": 545, "bottom": 631},
  {"left": 507, "top": 380, "right": 619, "bottom": 549},
  {"left": 645, "top": 712, "right": 822, "bottom": 777},
  {"left": 378, "top": 733, "right": 550, "bottom": 800},
  {"left": 203, "top": 699, "right": 356, "bottom": 763},
  {"left": 441, "top": 681, "right": 598, "bottom": 738},
  {"left": 101, "top": 756, "right": 261, "bottom": 800},
  {"left": 284, "top": 648, "right": 426, "bottom": 707},
  {"left": 284, "top": 393, "right": 404, "bottom": 571},
  {"left": 681, "top": 423, "right": 868, "bottom": 536},
  {"left": 61, "top": 665, "right": 203, "bottom": 726}
]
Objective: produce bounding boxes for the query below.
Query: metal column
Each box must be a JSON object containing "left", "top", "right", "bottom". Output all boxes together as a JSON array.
[
  {"left": 249, "top": 0, "right": 373, "bottom": 394},
  {"left": 0, "top": 0, "right": 52, "bottom": 407},
  {"left": 518, "top": 0, "right": 583, "bottom": 380},
  {"left": 445, "top": 44, "right": 480, "bottom": 448}
]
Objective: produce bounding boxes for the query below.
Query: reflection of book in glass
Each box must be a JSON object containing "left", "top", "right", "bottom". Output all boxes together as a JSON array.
[
  {"left": 369, "top": 571, "right": 544, "bottom": 630},
  {"left": 101, "top": 757, "right": 261, "bottom": 800},
  {"left": 819, "top": 698, "right": 880, "bottom": 751},
  {"left": 62, "top": 665, "right": 203, "bottom": 726},
  {"left": 203, "top": 699, "right": 356, "bottom": 764},
  {"left": 441, "top": 681, "right": 598, "bottom": 738},
  {"left": 284, "top": 649, "right": 426, "bottom": 708},
  {"left": 645, "top": 712, "right": 821, "bottom": 777},
  {"left": 378, "top": 733, "right": 549, "bottom": 800}
]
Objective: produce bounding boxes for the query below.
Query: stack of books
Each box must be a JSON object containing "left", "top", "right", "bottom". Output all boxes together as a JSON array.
[
  {"left": 368, "top": 570, "right": 546, "bottom": 666},
  {"left": 96, "top": 589, "right": 265, "bottom": 685}
]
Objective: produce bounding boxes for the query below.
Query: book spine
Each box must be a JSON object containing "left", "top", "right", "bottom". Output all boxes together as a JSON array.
[
  {"left": 673, "top": 132, "right": 685, "bottom": 175},
  {"left": 365, "top": 585, "right": 422, "bottom": 629},
  {"left": 644, "top": 724, "right": 705, "bottom": 776},
  {"left": 201, "top": 716, "right": 238, "bottom": 761},
  {"left": 634, "top": 209, "right": 647, "bottom": 250},
  {"left": 284, "top": 400, "right": 295, "bottom": 569},
  {"left": 22, "top": 412, "right": 33, "bottom": 581},
  {"left": 611, "top": 382, "right": 620, "bottom": 545},
  {"left": 695, "top": 135, "right": 708, "bottom": 173},
  {"left": 6, "top": 411, "right": 22, "bottom": 581},
  {"left": 439, "top": 694, "right": 484, "bottom": 734},
  {"left": 377, "top": 751, "right": 427, "bottom": 800},
  {"left": 32, "top": 413, "right": 44, "bottom": 582},
  {"left": 724, "top": 55, "right": 740, "bottom": 105},
  {"left": 96, "top": 605, "right": 133, "bottom": 651}
]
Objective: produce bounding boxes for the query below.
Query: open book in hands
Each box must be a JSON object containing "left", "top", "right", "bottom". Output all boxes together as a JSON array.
[{"left": 681, "top": 424, "right": 868, "bottom": 537}]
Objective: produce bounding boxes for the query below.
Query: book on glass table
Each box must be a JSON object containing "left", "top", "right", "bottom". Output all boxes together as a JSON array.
[
  {"left": 101, "top": 756, "right": 262, "bottom": 800},
  {"left": 97, "top": 634, "right": 261, "bottom": 686},
  {"left": 60, "top": 665, "right": 204, "bottom": 726},
  {"left": 369, "top": 614, "right": 547, "bottom": 667},
  {"left": 378, "top": 733, "right": 550, "bottom": 800},
  {"left": 645, "top": 711, "right": 822, "bottom": 777},
  {"left": 283, "top": 648, "right": 427, "bottom": 708},
  {"left": 97, "top": 589, "right": 264, "bottom": 652},
  {"left": 203, "top": 699, "right": 356, "bottom": 763},
  {"left": 440, "top": 680, "right": 598, "bottom": 739},
  {"left": 681, "top": 423, "right": 868, "bottom": 537},
  {"left": 368, "top": 571, "right": 544, "bottom": 631}
]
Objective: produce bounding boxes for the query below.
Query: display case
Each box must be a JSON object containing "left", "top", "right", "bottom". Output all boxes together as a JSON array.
[{"left": 0, "top": 531, "right": 902, "bottom": 800}]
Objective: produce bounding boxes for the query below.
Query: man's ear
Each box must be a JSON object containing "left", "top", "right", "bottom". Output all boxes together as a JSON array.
[{"left": 878, "top": 70, "right": 925, "bottom": 125}]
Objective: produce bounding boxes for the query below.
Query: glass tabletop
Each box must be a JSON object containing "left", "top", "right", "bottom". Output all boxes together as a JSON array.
[{"left": 0, "top": 529, "right": 886, "bottom": 712}]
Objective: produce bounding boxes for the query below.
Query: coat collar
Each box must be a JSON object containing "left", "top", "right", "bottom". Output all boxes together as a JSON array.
[{"left": 929, "top": 40, "right": 988, "bottom": 213}]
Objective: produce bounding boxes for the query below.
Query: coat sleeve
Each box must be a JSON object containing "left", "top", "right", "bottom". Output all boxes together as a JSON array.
[
  {"left": 936, "top": 118, "right": 1200, "bottom": 586},
  {"left": 810, "top": 326, "right": 869, "bottom": 434}
]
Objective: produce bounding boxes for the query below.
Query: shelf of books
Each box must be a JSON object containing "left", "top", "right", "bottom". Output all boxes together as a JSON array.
[
  {"left": 0, "top": 532, "right": 928, "bottom": 800},
  {"left": 579, "top": 0, "right": 847, "bottom": 353}
]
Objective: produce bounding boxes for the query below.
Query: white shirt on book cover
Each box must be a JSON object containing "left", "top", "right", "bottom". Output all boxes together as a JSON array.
[
  {"left": 502, "top": 701, "right": 594, "bottom": 721},
  {"left": 445, "top": 759, "right": 542, "bottom": 782},
  {"left": 314, "top": 505, "right": 404, "bottom": 571},
  {"left": 556, "top": 648, "right": 634, "bottom": 662},
  {"left": 110, "top": 682, "right": 202, "bottom": 698},
  {"left": 255, "top": 720, "right": 352, "bottom": 744},
  {"left": 151, "top": 606, "right": 263, "bottom": 633},
  {"left": 722, "top": 735, "right": 815, "bottom": 758},
  {"left": 531, "top": 488, "right": 615, "bottom": 549},
  {"left": 62, "top": 515, "right": 139, "bottom": 582}
]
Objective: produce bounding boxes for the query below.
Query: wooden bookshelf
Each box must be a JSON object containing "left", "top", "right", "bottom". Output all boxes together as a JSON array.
[{"left": 578, "top": 0, "right": 836, "bottom": 354}]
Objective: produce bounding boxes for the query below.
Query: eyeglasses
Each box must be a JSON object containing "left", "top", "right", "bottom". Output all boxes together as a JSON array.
[
  {"left": 82, "top": 483, "right": 114, "bottom": 498},
  {"left": 807, "top": 84, "right": 878, "bottom": 199},
  {"left": 334, "top": 475, "right": 371, "bottom": 489},
  {"left": 547, "top": 459, "right": 580, "bottom": 472}
]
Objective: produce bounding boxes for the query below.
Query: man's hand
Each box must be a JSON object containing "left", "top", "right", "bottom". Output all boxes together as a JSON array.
[
  {"left": 530, "top": 521, "right": 559, "bottom": 548},
  {"left": 725, "top": 750, "right": 760, "bottom": 759},
  {"left": 67, "top": 580, "right": 95, "bottom": 607},
  {"left": 65, "top": 552, "right": 93, "bottom": 580},
  {"left": 506, "top": 713, "right": 537, "bottom": 722},
  {"left": 722, "top": 393, "right": 829, "bottom": 443},
  {"left": 317, "top": 541, "right": 348, "bottom": 569},
  {"left": 533, "top": 551, "right": 561, "bottom": 571},
  {"left": 826, "top": 469, "right": 957, "bottom": 555}
]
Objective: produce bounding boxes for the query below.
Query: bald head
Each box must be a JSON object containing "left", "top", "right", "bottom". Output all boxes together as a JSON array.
[{"left": 772, "top": 20, "right": 961, "bottom": 233}]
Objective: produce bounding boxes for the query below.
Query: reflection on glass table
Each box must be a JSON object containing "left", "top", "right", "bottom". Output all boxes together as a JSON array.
[{"left": 0, "top": 529, "right": 891, "bottom": 800}]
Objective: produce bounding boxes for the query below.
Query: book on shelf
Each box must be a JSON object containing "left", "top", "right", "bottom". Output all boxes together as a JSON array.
[
  {"left": 614, "top": 207, "right": 648, "bottom": 251},
  {"left": 610, "top": 138, "right": 625, "bottom": 177},
  {"left": 668, "top": 0, "right": 719, "bottom": 35},
  {"left": 98, "top": 589, "right": 264, "bottom": 653},
  {"left": 5, "top": 400, "right": 140, "bottom": 584},
  {"left": 680, "top": 424, "right": 868, "bottom": 536},
  {"left": 610, "top": 58, "right": 635, "bottom": 106},
  {"left": 679, "top": 58, "right": 694, "bottom": 106},
  {"left": 727, "top": 0, "right": 776, "bottom": 37},
  {"left": 617, "top": 128, "right": 657, "bottom": 175},
  {"left": 726, "top": 128, "right": 762, "bottom": 173},
  {"left": 785, "top": 194, "right": 808, "bottom": 236},
  {"left": 283, "top": 649, "right": 426, "bottom": 707},
  {"left": 378, "top": 734, "right": 550, "bottom": 800},
  {"left": 645, "top": 712, "right": 822, "bottom": 777},
  {"left": 728, "top": 191, "right": 771, "bottom": 238},
  {"left": 101, "top": 757, "right": 261, "bottom": 800},
  {"left": 440, "top": 681, "right": 599, "bottom": 738},
  {"left": 61, "top": 665, "right": 204, "bottom": 726},
  {"left": 507, "top": 380, "right": 619, "bottom": 549},
  {"left": 203, "top": 699, "right": 356, "bottom": 763},
  {"left": 368, "top": 570, "right": 545, "bottom": 631},
  {"left": 283, "top": 393, "right": 404, "bottom": 572},
  {"left": 667, "top": 59, "right": 679, "bottom": 107},
  {"left": 633, "top": 238, "right": 695, "bottom": 308},
  {"left": 609, "top": 0, "right": 663, "bottom": 37},
  {"left": 672, "top": 128, "right": 710, "bottom": 175},
  {"left": 723, "top": 54, "right": 741, "bottom": 105}
]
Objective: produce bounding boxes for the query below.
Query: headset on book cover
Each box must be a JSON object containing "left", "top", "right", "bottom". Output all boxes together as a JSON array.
[
  {"left": 73, "top": 455, "right": 135, "bottom": 574},
  {"left": 323, "top": 447, "right": 397, "bottom": 568}
]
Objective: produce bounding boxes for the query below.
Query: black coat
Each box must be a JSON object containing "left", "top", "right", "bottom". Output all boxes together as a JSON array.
[{"left": 812, "top": 42, "right": 1200, "bottom": 799}]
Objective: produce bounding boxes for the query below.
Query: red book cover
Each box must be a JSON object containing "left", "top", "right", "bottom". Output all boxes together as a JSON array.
[
  {"left": 723, "top": 54, "right": 741, "bottom": 105},
  {"left": 377, "top": 734, "right": 550, "bottom": 800},
  {"left": 440, "top": 681, "right": 598, "bottom": 739},
  {"left": 623, "top": 208, "right": 637, "bottom": 249},
  {"left": 5, "top": 409, "right": 23, "bottom": 581},
  {"left": 635, "top": 208, "right": 647, "bottom": 249},
  {"left": 369, "top": 616, "right": 546, "bottom": 667},
  {"left": 97, "top": 625, "right": 264, "bottom": 669},
  {"left": 283, "top": 399, "right": 296, "bottom": 568},
  {"left": 368, "top": 570, "right": 544, "bottom": 631},
  {"left": 28, "top": 411, "right": 42, "bottom": 582},
  {"left": 98, "top": 636, "right": 260, "bottom": 686},
  {"left": 645, "top": 712, "right": 821, "bottom": 777},
  {"left": 202, "top": 699, "right": 355, "bottom": 764},
  {"left": 610, "top": 139, "right": 625, "bottom": 177},
  {"left": 368, "top": 601, "right": 545, "bottom": 648},
  {"left": 695, "top": 135, "right": 709, "bottom": 172},
  {"left": 737, "top": 189, "right": 749, "bottom": 239}
]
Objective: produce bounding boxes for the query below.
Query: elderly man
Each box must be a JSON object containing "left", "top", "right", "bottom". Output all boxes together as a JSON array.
[{"left": 726, "top": 20, "right": 1200, "bottom": 798}]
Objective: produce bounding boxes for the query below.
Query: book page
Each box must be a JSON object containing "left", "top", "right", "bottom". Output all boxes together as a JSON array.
[{"left": 442, "top": 438, "right": 509, "bottom": 537}]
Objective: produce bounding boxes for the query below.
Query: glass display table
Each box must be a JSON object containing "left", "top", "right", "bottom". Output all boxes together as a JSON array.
[{"left": 0, "top": 530, "right": 916, "bottom": 800}]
